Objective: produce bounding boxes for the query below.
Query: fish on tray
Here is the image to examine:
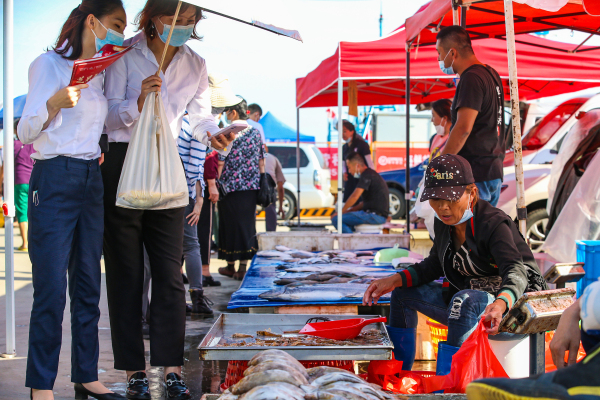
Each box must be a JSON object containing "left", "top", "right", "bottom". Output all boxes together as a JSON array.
[
  {"left": 256, "top": 250, "right": 293, "bottom": 259},
  {"left": 258, "top": 283, "right": 392, "bottom": 302},
  {"left": 277, "top": 265, "right": 391, "bottom": 274}
]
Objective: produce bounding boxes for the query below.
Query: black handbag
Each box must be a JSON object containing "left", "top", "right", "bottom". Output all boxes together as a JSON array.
[{"left": 257, "top": 173, "right": 277, "bottom": 208}]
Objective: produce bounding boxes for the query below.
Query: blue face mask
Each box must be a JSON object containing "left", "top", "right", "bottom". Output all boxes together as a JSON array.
[
  {"left": 353, "top": 172, "right": 361, "bottom": 179},
  {"left": 438, "top": 50, "right": 455, "bottom": 75},
  {"left": 91, "top": 18, "right": 125, "bottom": 52},
  {"left": 157, "top": 18, "right": 194, "bottom": 47},
  {"left": 435, "top": 195, "right": 473, "bottom": 225}
]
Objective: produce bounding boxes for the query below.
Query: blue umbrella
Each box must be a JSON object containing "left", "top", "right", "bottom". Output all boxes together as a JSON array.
[{"left": 0, "top": 94, "right": 27, "bottom": 130}]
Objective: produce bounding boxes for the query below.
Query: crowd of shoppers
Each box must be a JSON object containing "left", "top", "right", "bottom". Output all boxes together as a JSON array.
[{"left": 15, "top": 4, "right": 513, "bottom": 397}]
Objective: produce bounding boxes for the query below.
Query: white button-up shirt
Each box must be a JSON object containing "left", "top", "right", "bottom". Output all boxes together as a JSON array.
[
  {"left": 17, "top": 50, "right": 107, "bottom": 160},
  {"left": 104, "top": 33, "right": 221, "bottom": 152}
]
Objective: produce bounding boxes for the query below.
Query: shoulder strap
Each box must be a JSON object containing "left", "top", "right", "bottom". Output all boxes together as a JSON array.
[{"left": 481, "top": 65, "right": 506, "bottom": 140}]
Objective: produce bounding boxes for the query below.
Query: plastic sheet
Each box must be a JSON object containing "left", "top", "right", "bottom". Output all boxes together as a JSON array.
[
  {"left": 116, "top": 92, "right": 188, "bottom": 210},
  {"left": 413, "top": 176, "right": 437, "bottom": 239},
  {"left": 227, "top": 251, "right": 398, "bottom": 309},
  {"left": 543, "top": 152, "right": 600, "bottom": 262},
  {"left": 547, "top": 110, "right": 600, "bottom": 214}
]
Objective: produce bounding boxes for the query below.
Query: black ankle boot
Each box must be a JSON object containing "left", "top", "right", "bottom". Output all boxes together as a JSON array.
[{"left": 189, "top": 289, "right": 214, "bottom": 317}]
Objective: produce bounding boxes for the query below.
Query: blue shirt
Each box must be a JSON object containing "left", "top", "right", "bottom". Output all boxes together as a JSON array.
[{"left": 177, "top": 115, "right": 206, "bottom": 200}]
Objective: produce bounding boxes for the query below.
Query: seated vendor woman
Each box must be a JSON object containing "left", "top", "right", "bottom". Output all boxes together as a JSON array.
[{"left": 363, "top": 154, "right": 547, "bottom": 373}]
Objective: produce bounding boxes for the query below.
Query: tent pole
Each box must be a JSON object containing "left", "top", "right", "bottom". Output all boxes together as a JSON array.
[
  {"left": 337, "top": 79, "right": 343, "bottom": 234},
  {"left": 461, "top": 5, "right": 467, "bottom": 28},
  {"left": 504, "top": 0, "right": 527, "bottom": 235},
  {"left": 405, "top": 48, "right": 411, "bottom": 244},
  {"left": 453, "top": 3, "right": 460, "bottom": 25},
  {"left": 296, "top": 108, "right": 300, "bottom": 226},
  {"left": 2, "top": 0, "right": 16, "bottom": 359}
]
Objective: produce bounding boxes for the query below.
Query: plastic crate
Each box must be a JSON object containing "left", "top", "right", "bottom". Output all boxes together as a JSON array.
[
  {"left": 576, "top": 240, "right": 600, "bottom": 297},
  {"left": 221, "top": 359, "right": 355, "bottom": 391},
  {"left": 426, "top": 319, "right": 448, "bottom": 358}
]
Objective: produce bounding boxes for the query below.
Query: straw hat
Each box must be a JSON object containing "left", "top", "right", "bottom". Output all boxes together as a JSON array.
[{"left": 209, "top": 73, "right": 243, "bottom": 108}]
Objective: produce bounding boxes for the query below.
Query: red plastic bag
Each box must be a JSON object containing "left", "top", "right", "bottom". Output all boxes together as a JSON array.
[
  {"left": 545, "top": 331, "right": 586, "bottom": 372},
  {"left": 422, "top": 319, "right": 509, "bottom": 393}
]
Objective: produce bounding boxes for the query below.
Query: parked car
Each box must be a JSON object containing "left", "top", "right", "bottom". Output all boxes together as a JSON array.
[
  {"left": 379, "top": 161, "right": 427, "bottom": 219},
  {"left": 268, "top": 143, "right": 334, "bottom": 220},
  {"left": 504, "top": 94, "right": 600, "bottom": 166},
  {"left": 497, "top": 164, "right": 553, "bottom": 253}
]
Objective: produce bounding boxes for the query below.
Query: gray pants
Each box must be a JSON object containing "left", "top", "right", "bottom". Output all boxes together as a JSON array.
[
  {"left": 183, "top": 198, "right": 202, "bottom": 290},
  {"left": 265, "top": 203, "right": 278, "bottom": 232}
]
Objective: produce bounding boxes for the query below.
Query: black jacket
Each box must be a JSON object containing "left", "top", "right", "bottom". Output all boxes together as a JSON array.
[{"left": 401, "top": 200, "right": 547, "bottom": 306}]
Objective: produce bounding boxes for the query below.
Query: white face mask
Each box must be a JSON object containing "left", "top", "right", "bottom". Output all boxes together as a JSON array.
[{"left": 434, "top": 119, "right": 447, "bottom": 136}]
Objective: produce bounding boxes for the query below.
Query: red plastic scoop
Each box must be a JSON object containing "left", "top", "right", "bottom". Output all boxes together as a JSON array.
[{"left": 299, "top": 317, "right": 387, "bottom": 340}]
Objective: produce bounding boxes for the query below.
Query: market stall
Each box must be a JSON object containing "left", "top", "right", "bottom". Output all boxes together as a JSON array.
[
  {"left": 296, "top": 25, "right": 600, "bottom": 235},
  {"left": 404, "top": 0, "right": 600, "bottom": 235}
]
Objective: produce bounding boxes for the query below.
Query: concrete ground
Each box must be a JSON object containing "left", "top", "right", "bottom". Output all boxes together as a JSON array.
[{"left": 0, "top": 217, "right": 432, "bottom": 399}]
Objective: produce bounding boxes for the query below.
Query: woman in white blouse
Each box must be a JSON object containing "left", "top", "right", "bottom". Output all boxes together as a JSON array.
[
  {"left": 17, "top": 1, "right": 127, "bottom": 400},
  {"left": 102, "top": 1, "right": 232, "bottom": 398}
]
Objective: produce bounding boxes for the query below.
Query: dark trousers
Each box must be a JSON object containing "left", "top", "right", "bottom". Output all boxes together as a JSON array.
[
  {"left": 198, "top": 190, "right": 213, "bottom": 266},
  {"left": 265, "top": 203, "right": 277, "bottom": 232},
  {"left": 26, "top": 157, "right": 104, "bottom": 389},
  {"left": 102, "top": 143, "right": 186, "bottom": 371}
]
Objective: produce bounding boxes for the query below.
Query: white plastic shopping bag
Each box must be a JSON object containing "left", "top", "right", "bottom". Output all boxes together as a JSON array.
[{"left": 116, "top": 92, "right": 188, "bottom": 210}]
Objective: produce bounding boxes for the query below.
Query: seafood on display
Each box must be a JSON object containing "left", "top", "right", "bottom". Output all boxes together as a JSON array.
[
  {"left": 216, "top": 329, "right": 386, "bottom": 348},
  {"left": 217, "top": 349, "right": 393, "bottom": 400},
  {"left": 259, "top": 283, "right": 391, "bottom": 302},
  {"left": 256, "top": 248, "right": 378, "bottom": 265}
]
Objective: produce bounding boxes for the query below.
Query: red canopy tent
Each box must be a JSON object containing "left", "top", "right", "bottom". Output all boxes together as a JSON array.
[
  {"left": 296, "top": 23, "right": 600, "bottom": 233},
  {"left": 296, "top": 29, "right": 600, "bottom": 108},
  {"left": 406, "top": 0, "right": 600, "bottom": 48},
  {"left": 397, "top": 0, "right": 600, "bottom": 243}
]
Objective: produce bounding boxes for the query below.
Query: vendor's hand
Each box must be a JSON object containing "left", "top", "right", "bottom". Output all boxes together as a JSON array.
[
  {"left": 482, "top": 299, "right": 507, "bottom": 335},
  {"left": 279, "top": 207, "right": 286, "bottom": 219},
  {"left": 208, "top": 182, "right": 219, "bottom": 203},
  {"left": 137, "top": 75, "right": 162, "bottom": 112},
  {"left": 550, "top": 301, "right": 581, "bottom": 369},
  {"left": 47, "top": 84, "right": 88, "bottom": 112},
  {"left": 186, "top": 198, "right": 203, "bottom": 226},
  {"left": 99, "top": 153, "right": 105, "bottom": 165},
  {"left": 363, "top": 274, "right": 402, "bottom": 306},
  {"left": 343, "top": 172, "right": 348, "bottom": 182}
]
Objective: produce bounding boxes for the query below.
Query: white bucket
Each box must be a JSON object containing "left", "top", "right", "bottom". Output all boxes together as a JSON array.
[{"left": 488, "top": 335, "right": 530, "bottom": 378}]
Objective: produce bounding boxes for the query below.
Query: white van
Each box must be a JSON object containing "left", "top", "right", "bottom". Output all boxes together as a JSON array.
[{"left": 268, "top": 143, "right": 334, "bottom": 220}]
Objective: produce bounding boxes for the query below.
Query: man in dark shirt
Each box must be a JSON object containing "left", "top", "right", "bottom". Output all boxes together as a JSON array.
[
  {"left": 341, "top": 120, "right": 374, "bottom": 202},
  {"left": 436, "top": 25, "right": 506, "bottom": 206},
  {"left": 332, "top": 152, "right": 389, "bottom": 233}
]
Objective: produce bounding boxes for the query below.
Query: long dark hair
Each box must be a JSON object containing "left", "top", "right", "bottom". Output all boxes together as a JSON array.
[
  {"left": 53, "top": 0, "right": 124, "bottom": 60},
  {"left": 136, "top": 0, "right": 204, "bottom": 41},
  {"left": 342, "top": 119, "right": 358, "bottom": 144}
]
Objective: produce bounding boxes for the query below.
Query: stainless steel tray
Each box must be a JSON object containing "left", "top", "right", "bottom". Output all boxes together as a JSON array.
[{"left": 198, "top": 313, "right": 393, "bottom": 361}]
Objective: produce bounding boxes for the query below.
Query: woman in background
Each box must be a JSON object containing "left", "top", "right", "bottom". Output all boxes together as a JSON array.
[
  {"left": 18, "top": 1, "right": 127, "bottom": 399},
  {"left": 217, "top": 100, "right": 265, "bottom": 281},
  {"left": 341, "top": 120, "right": 373, "bottom": 202}
]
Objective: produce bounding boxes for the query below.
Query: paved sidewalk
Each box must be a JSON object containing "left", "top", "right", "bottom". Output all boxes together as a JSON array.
[{"left": 0, "top": 226, "right": 239, "bottom": 400}]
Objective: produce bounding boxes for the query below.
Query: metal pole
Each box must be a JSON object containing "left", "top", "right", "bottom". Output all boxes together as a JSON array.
[
  {"left": 2, "top": 0, "right": 16, "bottom": 359},
  {"left": 296, "top": 108, "right": 301, "bottom": 226},
  {"left": 405, "top": 49, "right": 411, "bottom": 243},
  {"left": 461, "top": 5, "right": 467, "bottom": 28},
  {"left": 504, "top": 0, "right": 527, "bottom": 235},
  {"left": 337, "top": 79, "right": 343, "bottom": 234},
  {"left": 453, "top": 4, "right": 460, "bottom": 25}
]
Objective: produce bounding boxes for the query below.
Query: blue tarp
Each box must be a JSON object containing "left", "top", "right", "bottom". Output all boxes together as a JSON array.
[
  {"left": 260, "top": 112, "right": 315, "bottom": 143},
  {"left": 0, "top": 94, "right": 27, "bottom": 130},
  {"left": 228, "top": 251, "right": 398, "bottom": 309}
]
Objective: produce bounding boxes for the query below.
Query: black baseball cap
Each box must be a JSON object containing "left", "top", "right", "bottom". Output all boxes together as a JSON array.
[{"left": 420, "top": 154, "right": 475, "bottom": 202}]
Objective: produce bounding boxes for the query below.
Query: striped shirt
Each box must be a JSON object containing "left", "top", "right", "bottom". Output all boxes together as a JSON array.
[{"left": 177, "top": 114, "right": 206, "bottom": 200}]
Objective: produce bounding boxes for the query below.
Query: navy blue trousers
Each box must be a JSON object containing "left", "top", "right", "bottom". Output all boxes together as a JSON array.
[{"left": 26, "top": 156, "right": 104, "bottom": 390}]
